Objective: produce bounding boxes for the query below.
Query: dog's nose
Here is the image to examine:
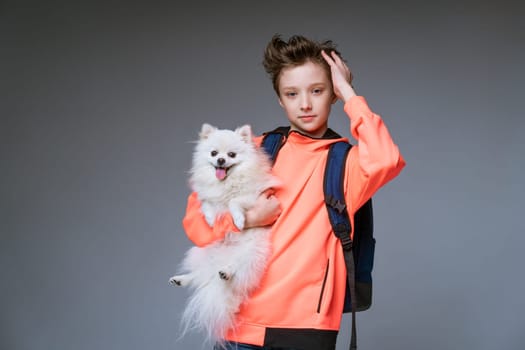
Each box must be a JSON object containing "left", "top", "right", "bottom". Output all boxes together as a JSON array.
[{"left": 217, "top": 158, "right": 225, "bottom": 166}]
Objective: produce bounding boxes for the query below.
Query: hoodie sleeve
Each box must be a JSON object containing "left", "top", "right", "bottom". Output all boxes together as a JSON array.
[
  {"left": 344, "top": 96, "right": 406, "bottom": 219},
  {"left": 182, "top": 192, "right": 241, "bottom": 247}
]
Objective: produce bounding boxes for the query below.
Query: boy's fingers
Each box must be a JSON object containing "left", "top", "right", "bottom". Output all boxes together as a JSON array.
[
  {"left": 262, "top": 188, "right": 275, "bottom": 197},
  {"left": 330, "top": 51, "right": 351, "bottom": 75},
  {"left": 322, "top": 50, "right": 337, "bottom": 66},
  {"left": 331, "top": 51, "right": 345, "bottom": 66},
  {"left": 324, "top": 50, "right": 353, "bottom": 84}
]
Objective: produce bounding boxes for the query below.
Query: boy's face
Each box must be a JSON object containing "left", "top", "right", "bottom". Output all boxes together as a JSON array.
[{"left": 277, "top": 61, "right": 336, "bottom": 138}]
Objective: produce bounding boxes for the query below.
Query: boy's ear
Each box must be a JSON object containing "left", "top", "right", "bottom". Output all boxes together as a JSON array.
[
  {"left": 235, "top": 124, "right": 253, "bottom": 143},
  {"left": 331, "top": 93, "right": 338, "bottom": 104},
  {"left": 199, "top": 123, "right": 216, "bottom": 139},
  {"left": 278, "top": 98, "right": 284, "bottom": 108}
]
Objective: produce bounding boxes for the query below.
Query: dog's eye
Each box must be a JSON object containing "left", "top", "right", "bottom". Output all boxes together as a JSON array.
[
  {"left": 227, "top": 152, "right": 236, "bottom": 158},
  {"left": 211, "top": 150, "right": 218, "bottom": 157}
]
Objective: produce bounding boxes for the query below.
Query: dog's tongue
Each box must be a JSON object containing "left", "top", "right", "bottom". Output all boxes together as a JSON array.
[{"left": 215, "top": 168, "right": 227, "bottom": 180}]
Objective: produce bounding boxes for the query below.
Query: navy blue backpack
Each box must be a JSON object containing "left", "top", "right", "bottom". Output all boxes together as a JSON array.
[{"left": 261, "top": 127, "right": 375, "bottom": 350}]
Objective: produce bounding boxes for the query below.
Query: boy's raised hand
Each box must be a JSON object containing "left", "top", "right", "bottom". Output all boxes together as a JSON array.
[{"left": 321, "top": 50, "right": 356, "bottom": 103}]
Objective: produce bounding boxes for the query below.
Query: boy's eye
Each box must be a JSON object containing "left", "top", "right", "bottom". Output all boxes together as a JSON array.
[
  {"left": 211, "top": 150, "right": 218, "bottom": 157},
  {"left": 285, "top": 91, "right": 297, "bottom": 97},
  {"left": 227, "top": 152, "right": 236, "bottom": 158},
  {"left": 313, "top": 88, "right": 323, "bottom": 94}
]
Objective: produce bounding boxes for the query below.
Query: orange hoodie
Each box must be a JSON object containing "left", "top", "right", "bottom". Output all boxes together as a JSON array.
[{"left": 182, "top": 96, "right": 405, "bottom": 349}]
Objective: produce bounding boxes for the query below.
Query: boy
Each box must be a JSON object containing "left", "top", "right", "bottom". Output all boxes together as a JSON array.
[{"left": 182, "top": 34, "right": 405, "bottom": 350}]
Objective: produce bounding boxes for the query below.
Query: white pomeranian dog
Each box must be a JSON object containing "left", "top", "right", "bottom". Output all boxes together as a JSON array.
[{"left": 170, "top": 123, "right": 280, "bottom": 343}]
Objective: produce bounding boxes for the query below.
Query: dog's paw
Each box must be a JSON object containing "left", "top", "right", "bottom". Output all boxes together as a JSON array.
[
  {"left": 219, "top": 271, "right": 232, "bottom": 281},
  {"left": 169, "top": 278, "right": 182, "bottom": 286},
  {"left": 204, "top": 213, "right": 215, "bottom": 227},
  {"left": 231, "top": 211, "right": 245, "bottom": 230},
  {"left": 169, "top": 275, "right": 187, "bottom": 286},
  {"left": 228, "top": 203, "right": 246, "bottom": 230},
  {"left": 201, "top": 203, "right": 216, "bottom": 227}
]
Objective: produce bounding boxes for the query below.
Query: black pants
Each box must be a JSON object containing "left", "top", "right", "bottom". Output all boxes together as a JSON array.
[{"left": 213, "top": 341, "right": 301, "bottom": 350}]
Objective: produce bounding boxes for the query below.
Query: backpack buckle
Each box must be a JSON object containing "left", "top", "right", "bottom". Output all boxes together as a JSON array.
[
  {"left": 339, "top": 235, "right": 353, "bottom": 251},
  {"left": 334, "top": 223, "right": 352, "bottom": 251}
]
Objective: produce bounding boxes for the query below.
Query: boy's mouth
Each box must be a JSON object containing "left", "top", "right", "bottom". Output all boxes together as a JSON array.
[{"left": 299, "top": 115, "right": 316, "bottom": 122}]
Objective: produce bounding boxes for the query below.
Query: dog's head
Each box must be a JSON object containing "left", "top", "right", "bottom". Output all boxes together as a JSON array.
[{"left": 195, "top": 123, "right": 255, "bottom": 181}]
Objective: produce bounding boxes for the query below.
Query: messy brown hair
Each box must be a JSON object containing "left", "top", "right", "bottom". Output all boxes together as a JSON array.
[{"left": 262, "top": 34, "right": 342, "bottom": 96}]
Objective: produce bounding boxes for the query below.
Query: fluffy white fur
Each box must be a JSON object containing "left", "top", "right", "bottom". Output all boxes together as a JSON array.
[{"left": 169, "top": 123, "right": 279, "bottom": 343}]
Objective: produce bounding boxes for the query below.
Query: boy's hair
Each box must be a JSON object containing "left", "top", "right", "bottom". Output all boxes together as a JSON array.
[{"left": 262, "top": 34, "right": 342, "bottom": 96}]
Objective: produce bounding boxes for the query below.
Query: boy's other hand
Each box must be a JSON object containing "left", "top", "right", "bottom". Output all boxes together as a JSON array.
[{"left": 244, "top": 189, "right": 281, "bottom": 229}]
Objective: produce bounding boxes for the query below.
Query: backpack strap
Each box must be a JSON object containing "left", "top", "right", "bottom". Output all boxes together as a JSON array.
[
  {"left": 324, "top": 141, "right": 358, "bottom": 350},
  {"left": 324, "top": 141, "right": 353, "bottom": 249},
  {"left": 261, "top": 127, "right": 289, "bottom": 164}
]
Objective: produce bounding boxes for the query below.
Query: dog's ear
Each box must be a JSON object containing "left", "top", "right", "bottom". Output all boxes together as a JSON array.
[
  {"left": 199, "top": 123, "right": 216, "bottom": 139},
  {"left": 235, "top": 124, "right": 253, "bottom": 143}
]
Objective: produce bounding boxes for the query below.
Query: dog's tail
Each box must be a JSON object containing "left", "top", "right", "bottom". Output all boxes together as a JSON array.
[{"left": 179, "top": 276, "right": 240, "bottom": 343}]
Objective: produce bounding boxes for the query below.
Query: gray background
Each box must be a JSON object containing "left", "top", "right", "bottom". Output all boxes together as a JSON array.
[{"left": 2, "top": 1, "right": 523, "bottom": 349}]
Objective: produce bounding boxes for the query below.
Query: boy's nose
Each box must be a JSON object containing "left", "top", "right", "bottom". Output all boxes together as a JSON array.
[{"left": 300, "top": 96, "right": 312, "bottom": 111}]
